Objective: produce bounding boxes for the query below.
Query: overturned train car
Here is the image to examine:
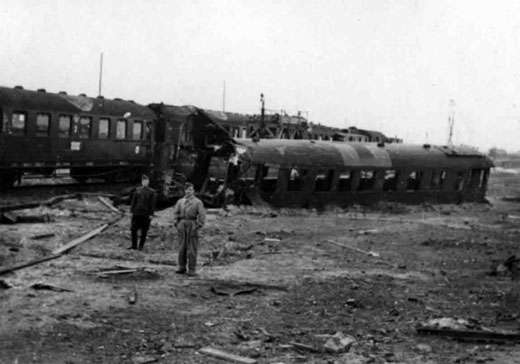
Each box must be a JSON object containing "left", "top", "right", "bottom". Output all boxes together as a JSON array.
[{"left": 222, "top": 139, "right": 493, "bottom": 208}]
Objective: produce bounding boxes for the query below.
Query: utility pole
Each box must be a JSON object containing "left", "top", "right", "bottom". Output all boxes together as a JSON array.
[
  {"left": 447, "top": 99, "right": 455, "bottom": 146},
  {"left": 260, "top": 93, "right": 265, "bottom": 138},
  {"left": 98, "top": 52, "right": 103, "bottom": 96}
]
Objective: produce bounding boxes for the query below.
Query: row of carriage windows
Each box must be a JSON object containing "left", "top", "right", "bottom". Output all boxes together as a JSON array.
[
  {"left": 255, "top": 166, "right": 488, "bottom": 194},
  {"left": 5, "top": 111, "right": 145, "bottom": 140}
]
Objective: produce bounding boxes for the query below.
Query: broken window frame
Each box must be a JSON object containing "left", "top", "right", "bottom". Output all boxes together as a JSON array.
[
  {"left": 406, "top": 170, "right": 423, "bottom": 191},
  {"left": 314, "top": 169, "right": 334, "bottom": 192},
  {"left": 383, "top": 169, "right": 399, "bottom": 192},
  {"left": 259, "top": 163, "right": 279, "bottom": 193},
  {"left": 337, "top": 170, "right": 352, "bottom": 192},
  {"left": 287, "top": 167, "right": 308, "bottom": 192},
  {"left": 358, "top": 170, "right": 376, "bottom": 191}
]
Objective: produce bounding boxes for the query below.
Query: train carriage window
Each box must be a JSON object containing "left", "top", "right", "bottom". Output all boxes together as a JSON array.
[
  {"left": 337, "top": 170, "right": 352, "bottom": 191},
  {"left": 359, "top": 170, "right": 375, "bottom": 191},
  {"left": 469, "top": 169, "right": 482, "bottom": 188},
  {"left": 132, "top": 120, "right": 143, "bottom": 140},
  {"left": 259, "top": 164, "right": 279, "bottom": 193},
  {"left": 383, "top": 169, "right": 399, "bottom": 191},
  {"left": 78, "top": 116, "right": 91, "bottom": 139},
  {"left": 480, "top": 170, "right": 489, "bottom": 189},
  {"left": 116, "top": 119, "right": 127, "bottom": 139},
  {"left": 11, "top": 111, "right": 27, "bottom": 135},
  {"left": 430, "top": 171, "right": 440, "bottom": 188},
  {"left": 439, "top": 170, "right": 446, "bottom": 189},
  {"left": 98, "top": 118, "right": 110, "bottom": 139},
  {"left": 314, "top": 169, "right": 334, "bottom": 192},
  {"left": 288, "top": 167, "right": 308, "bottom": 191},
  {"left": 35, "top": 113, "right": 50, "bottom": 137},
  {"left": 144, "top": 122, "right": 152, "bottom": 141},
  {"left": 406, "top": 171, "right": 423, "bottom": 191},
  {"left": 455, "top": 171, "right": 465, "bottom": 191},
  {"left": 58, "top": 115, "right": 72, "bottom": 138}
]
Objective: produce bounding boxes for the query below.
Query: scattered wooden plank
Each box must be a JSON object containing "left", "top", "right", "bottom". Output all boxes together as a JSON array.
[
  {"left": 31, "top": 232, "right": 55, "bottom": 240},
  {"left": 324, "top": 240, "right": 380, "bottom": 257},
  {"left": 211, "top": 286, "right": 258, "bottom": 296},
  {"left": 52, "top": 214, "right": 123, "bottom": 255},
  {"left": 30, "top": 283, "right": 73, "bottom": 292},
  {"left": 289, "top": 341, "right": 322, "bottom": 353},
  {"left": 2, "top": 212, "right": 18, "bottom": 224},
  {"left": 52, "top": 224, "right": 109, "bottom": 255},
  {"left": 97, "top": 196, "right": 121, "bottom": 214},
  {"left": 98, "top": 269, "right": 139, "bottom": 276},
  {"left": 0, "top": 254, "right": 62, "bottom": 276},
  {"left": 417, "top": 327, "right": 520, "bottom": 343},
  {"left": 264, "top": 237, "right": 281, "bottom": 242},
  {"left": 199, "top": 347, "right": 257, "bottom": 364}
]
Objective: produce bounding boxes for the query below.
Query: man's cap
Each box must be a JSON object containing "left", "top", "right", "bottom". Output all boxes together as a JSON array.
[
  {"left": 142, "top": 174, "right": 149, "bottom": 180},
  {"left": 185, "top": 182, "right": 194, "bottom": 189}
]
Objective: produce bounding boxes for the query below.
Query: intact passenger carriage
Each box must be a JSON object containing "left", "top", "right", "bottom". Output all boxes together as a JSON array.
[{"left": 0, "top": 86, "right": 155, "bottom": 188}]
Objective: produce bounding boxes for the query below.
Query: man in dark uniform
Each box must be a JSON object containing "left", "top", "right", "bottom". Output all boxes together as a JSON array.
[
  {"left": 130, "top": 174, "right": 156, "bottom": 250},
  {"left": 173, "top": 182, "right": 206, "bottom": 276}
]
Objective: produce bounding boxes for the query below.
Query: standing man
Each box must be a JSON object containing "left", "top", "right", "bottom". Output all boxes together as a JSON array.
[
  {"left": 130, "top": 174, "right": 156, "bottom": 250},
  {"left": 173, "top": 182, "right": 206, "bottom": 276}
]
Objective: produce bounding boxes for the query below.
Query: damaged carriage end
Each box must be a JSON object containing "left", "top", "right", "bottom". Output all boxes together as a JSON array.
[{"left": 146, "top": 104, "right": 237, "bottom": 208}]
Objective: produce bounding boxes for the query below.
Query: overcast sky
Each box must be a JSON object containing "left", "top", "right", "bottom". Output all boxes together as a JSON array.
[{"left": 1, "top": 0, "right": 519, "bottom": 152}]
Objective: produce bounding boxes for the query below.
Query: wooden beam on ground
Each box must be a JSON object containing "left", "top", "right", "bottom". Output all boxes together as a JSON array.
[
  {"left": 199, "top": 347, "right": 257, "bottom": 364},
  {"left": 0, "top": 254, "right": 62, "bottom": 276},
  {"left": 52, "top": 214, "right": 124, "bottom": 255},
  {"left": 0, "top": 215, "right": 123, "bottom": 275},
  {"left": 417, "top": 327, "right": 520, "bottom": 343},
  {"left": 52, "top": 224, "right": 109, "bottom": 255},
  {"left": 97, "top": 196, "right": 121, "bottom": 214},
  {"left": 324, "top": 240, "right": 380, "bottom": 257}
]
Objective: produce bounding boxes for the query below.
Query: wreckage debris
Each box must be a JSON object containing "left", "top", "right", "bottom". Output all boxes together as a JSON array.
[
  {"left": 211, "top": 286, "right": 259, "bottom": 297},
  {"left": 0, "top": 279, "right": 12, "bottom": 289},
  {"left": 30, "top": 283, "right": 73, "bottom": 292},
  {"left": 0, "top": 215, "right": 123, "bottom": 276},
  {"left": 30, "top": 232, "right": 55, "bottom": 240},
  {"left": 199, "top": 346, "right": 258, "bottom": 364},
  {"left": 128, "top": 288, "right": 138, "bottom": 304},
  {"left": 417, "top": 317, "right": 520, "bottom": 343},
  {"left": 324, "top": 239, "right": 380, "bottom": 257}
]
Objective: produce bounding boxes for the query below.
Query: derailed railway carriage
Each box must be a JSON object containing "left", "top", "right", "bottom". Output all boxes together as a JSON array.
[{"left": 224, "top": 139, "right": 493, "bottom": 208}]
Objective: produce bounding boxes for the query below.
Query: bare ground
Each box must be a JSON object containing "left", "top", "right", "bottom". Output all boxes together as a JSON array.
[{"left": 2, "top": 170, "right": 520, "bottom": 363}]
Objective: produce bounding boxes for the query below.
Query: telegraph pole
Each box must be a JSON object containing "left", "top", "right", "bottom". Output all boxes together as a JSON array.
[
  {"left": 98, "top": 52, "right": 103, "bottom": 96},
  {"left": 260, "top": 93, "right": 265, "bottom": 137},
  {"left": 447, "top": 99, "right": 455, "bottom": 146}
]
